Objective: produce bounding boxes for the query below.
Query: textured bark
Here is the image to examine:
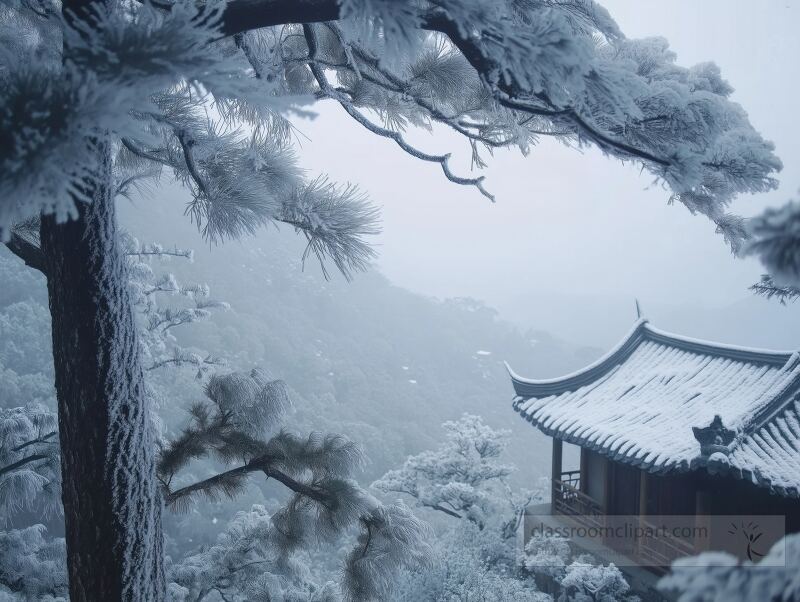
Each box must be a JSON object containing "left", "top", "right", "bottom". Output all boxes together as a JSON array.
[{"left": 40, "top": 148, "right": 165, "bottom": 601}]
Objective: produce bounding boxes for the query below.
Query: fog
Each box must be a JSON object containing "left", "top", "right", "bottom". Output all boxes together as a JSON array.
[{"left": 290, "top": 0, "right": 800, "bottom": 351}]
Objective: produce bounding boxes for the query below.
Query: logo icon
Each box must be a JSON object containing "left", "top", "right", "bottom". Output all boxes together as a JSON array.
[{"left": 728, "top": 520, "right": 765, "bottom": 561}]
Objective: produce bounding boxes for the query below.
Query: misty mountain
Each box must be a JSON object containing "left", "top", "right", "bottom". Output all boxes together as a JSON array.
[{"left": 116, "top": 193, "right": 602, "bottom": 490}]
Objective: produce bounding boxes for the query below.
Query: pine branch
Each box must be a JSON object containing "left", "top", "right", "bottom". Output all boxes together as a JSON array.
[
  {"left": 0, "top": 453, "right": 50, "bottom": 478},
  {"left": 12, "top": 431, "right": 57, "bottom": 453},
  {"left": 426, "top": 502, "right": 463, "bottom": 520},
  {"left": 175, "top": 129, "right": 211, "bottom": 198},
  {"left": 750, "top": 274, "right": 800, "bottom": 304},
  {"left": 164, "top": 463, "right": 254, "bottom": 507},
  {"left": 164, "top": 456, "right": 333, "bottom": 509},
  {"left": 321, "top": 24, "right": 515, "bottom": 149},
  {"left": 217, "top": 1, "right": 672, "bottom": 168},
  {"left": 303, "top": 23, "right": 495, "bottom": 202},
  {"left": 124, "top": 249, "right": 191, "bottom": 259}
]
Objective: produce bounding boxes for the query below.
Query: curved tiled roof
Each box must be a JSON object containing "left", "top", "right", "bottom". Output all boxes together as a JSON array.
[{"left": 508, "top": 319, "right": 800, "bottom": 497}]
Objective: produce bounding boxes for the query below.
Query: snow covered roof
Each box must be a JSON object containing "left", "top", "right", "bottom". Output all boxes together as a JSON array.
[{"left": 508, "top": 318, "right": 800, "bottom": 497}]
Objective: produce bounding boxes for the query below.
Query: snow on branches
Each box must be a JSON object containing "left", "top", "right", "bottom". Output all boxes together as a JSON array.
[
  {"left": 123, "top": 233, "right": 228, "bottom": 377},
  {"left": 303, "top": 0, "right": 782, "bottom": 247},
  {"left": 1, "top": 0, "right": 380, "bottom": 279},
  {"left": 1, "top": 0, "right": 782, "bottom": 254},
  {"left": 160, "top": 369, "right": 432, "bottom": 601},
  {"left": 0, "top": 0, "right": 235, "bottom": 233}
]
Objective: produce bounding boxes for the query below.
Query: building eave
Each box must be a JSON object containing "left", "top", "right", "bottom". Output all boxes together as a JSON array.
[{"left": 507, "top": 320, "right": 797, "bottom": 399}]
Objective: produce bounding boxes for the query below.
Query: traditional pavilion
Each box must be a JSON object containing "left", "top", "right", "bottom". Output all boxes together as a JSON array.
[{"left": 508, "top": 315, "right": 800, "bottom": 567}]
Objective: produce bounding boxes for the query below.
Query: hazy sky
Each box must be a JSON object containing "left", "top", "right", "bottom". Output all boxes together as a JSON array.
[{"left": 290, "top": 2, "right": 800, "bottom": 347}]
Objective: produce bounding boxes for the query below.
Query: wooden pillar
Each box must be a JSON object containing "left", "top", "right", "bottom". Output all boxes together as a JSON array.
[
  {"left": 638, "top": 471, "right": 648, "bottom": 517},
  {"left": 551, "top": 438, "right": 563, "bottom": 508},
  {"left": 579, "top": 447, "right": 589, "bottom": 494},
  {"left": 694, "top": 489, "right": 712, "bottom": 552}
]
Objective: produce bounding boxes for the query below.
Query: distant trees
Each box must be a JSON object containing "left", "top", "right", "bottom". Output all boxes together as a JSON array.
[
  {"left": 378, "top": 415, "right": 549, "bottom": 599},
  {"left": 521, "top": 533, "right": 639, "bottom": 601},
  {"left": 557, "top": 560, "right": 639, "bottom": 602},
  {"left": 393, "top": 522, "right": 549, "bottom": 602},
  {"left": 0, "top": 0, "right": 783, "bottom": 597},
  {"left": 380, "top": 415, "right": 639, "bottom": 601}
]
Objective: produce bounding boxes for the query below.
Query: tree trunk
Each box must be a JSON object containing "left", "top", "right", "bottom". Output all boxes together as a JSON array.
[{"left": 39, "top": 148, "right": 165, "bottom": 601}]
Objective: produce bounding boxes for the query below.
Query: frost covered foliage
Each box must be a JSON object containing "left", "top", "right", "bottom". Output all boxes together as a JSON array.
[
  {"left": 0, "top": 405, "right": 59, "bottom": 520},
  {"left": 745, "top": 200, "right": 800, "bottom": 291},
  {"left": 167, "top": 504, "right": 340, "bottom": 601},
  {"left": 1, "top": 0, "right": 781, "bottom": 251},
  {"left": 301, "top": 1, "right": 780, "bottom": 248},
  {"left": 123, "top": 233, "right": 228, "bottom": 377},
  {"left": 520, "top": 536, "right": 638, "bottom": 601},
  {"left": 659, "top": 533, "right": 800, "bottom": 602},
  {"left": 523, "top": 534, "right": 572, "bottom": 580},
  {"left": 393, "top": 522, "right": 548, "bottom": 602},
  {"left": 161, "top": 369, "right": 432, "bottom": 601},
  {"left": 373, "top": 414, "right": 535, "bottom": 535},
  {"left": 1, "top": 0, "right": 380, "bottom": 278},
  {"left": 558, "top": 559, "right": 639, "bottom": 602},
  {"left": 0, "top": 525, "right": 67, "bottom": 600}
]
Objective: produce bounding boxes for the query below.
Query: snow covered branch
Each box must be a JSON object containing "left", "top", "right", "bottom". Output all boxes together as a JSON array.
[
  {"left": 304, "top": 22, "right": 495, "bottom": 201},
  {"left": 0, "top": 0, "right": 782, "bottom": 254}
]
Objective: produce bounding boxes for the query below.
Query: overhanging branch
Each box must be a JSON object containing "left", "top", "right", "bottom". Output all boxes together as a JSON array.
[{"left": 217, "top": 0, "right": 672, "bottom": 169}]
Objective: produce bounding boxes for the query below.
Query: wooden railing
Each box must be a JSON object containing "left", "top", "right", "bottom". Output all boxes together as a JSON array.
[
  {"left": 551, "top": 472, "right": 695, "bottom": 572},
  {"left": 635, "top": 517, "right": 696, "bottom": 573},
  {"left": 552, "top": 474, "right": 604, "bottom": 529},
  {"left": 559, "top": 469, "right": 581, "bottom": 489}
]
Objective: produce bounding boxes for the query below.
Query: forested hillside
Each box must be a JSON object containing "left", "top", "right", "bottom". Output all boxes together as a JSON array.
[
  {"left": 0, "top": 191, "right": 598, "bottom": 553},
  {"left": 121, "top": 192, "right": 599, "bottom": 482}
]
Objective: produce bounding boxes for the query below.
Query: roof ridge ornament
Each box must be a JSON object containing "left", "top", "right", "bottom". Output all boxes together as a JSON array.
[
  {"left": 693, "top": 414, "right": 736, "bottom": 456},
  {"left": 635, "top": 298, "right": 643, "bottom": 320}
]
